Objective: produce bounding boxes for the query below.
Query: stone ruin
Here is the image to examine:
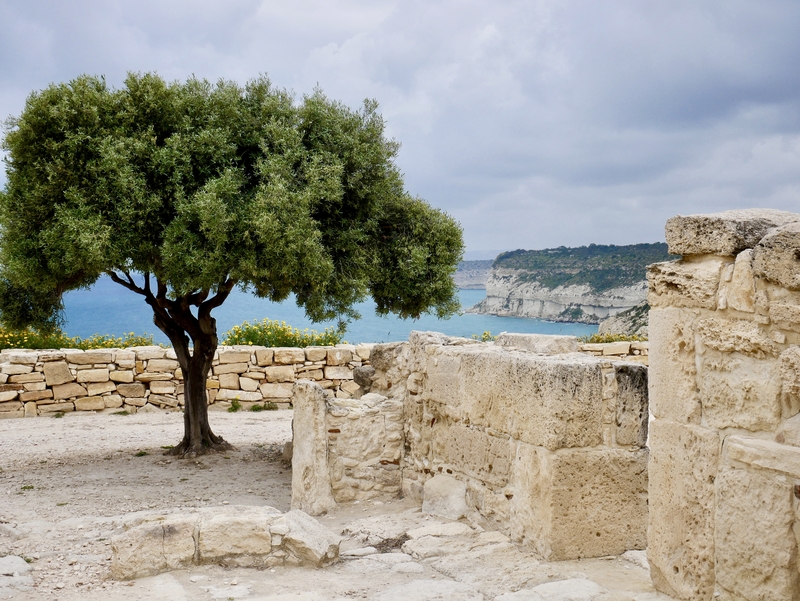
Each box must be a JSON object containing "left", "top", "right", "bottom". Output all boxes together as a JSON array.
[{"left": 101, "top": 208, "right": 800, "bottom": 601}]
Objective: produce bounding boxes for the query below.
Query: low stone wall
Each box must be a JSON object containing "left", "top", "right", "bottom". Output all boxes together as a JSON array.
[
  {"left": 292, "top": 331, "right": 649, "bottom": 561},
  {"left": 647, "top": 209, "right": 800, "bottom": 601},
  {"left": 0, "top": 344, "right": 372, "bottom": 418}
]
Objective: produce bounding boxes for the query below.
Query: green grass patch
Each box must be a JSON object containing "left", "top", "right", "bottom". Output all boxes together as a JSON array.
[
  {"left": 228, "top": 399, "right": 242, "bottom": 413},
  {"left": 222, "top": 318, "right": 345, "bottom": 348},
  {"left": 134, "top": 450, "right": 148, "bottom": 457}
]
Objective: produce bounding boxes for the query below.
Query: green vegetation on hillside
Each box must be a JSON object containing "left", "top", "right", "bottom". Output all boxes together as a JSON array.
[{"left": 494, "top": 243, "right": 673, "bottom": 292}]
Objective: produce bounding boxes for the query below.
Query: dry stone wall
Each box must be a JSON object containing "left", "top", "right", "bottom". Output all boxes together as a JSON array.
[
  {"left": 292, "top": 331, "right": 649, "bottom": 562},
  {"left": 0, "top": 344, "right": 371, "bottom": 418},
  {"left": 647, "top": 208, "right": 800, "bottom": 601}
]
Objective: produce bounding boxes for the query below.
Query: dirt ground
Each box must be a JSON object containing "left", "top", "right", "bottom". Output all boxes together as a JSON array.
[{"left": 0, "top": 411, "right": 674, "bottom": 601}]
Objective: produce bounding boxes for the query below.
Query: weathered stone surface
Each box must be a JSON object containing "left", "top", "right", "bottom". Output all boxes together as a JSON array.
[
  {"left": 265, "top": 366, "right": 295, "bottom": 383},
  {"left": 291, "top": 382, "right": 336, "bottom": 515},
  {"left": 494, "top": 333, "right": 579, "bottom": 355},
  {"left": 215, "top": 389, "right": 262, "bottom": 402},
  {"left": 146, "top": 359, "right": 179, "bottom": 373},
  {"left": 86, "top": 381, "right": 116, "bottom": 396},
  {"left": 324, "top": 365, "right": 354, "bottom": 380},
  {"left": 529, "top": 578, "right": 607, "bottom": 600},
  {"left": 68, "top": 351, "right": 114, "bottom": 365},
  {"left": 76, "top": 368, "right": 109, "bottom": 383},
  {"left": 327, "top": 348, "right": 352, "bottom": 365},
  {"left": 0, "top": 364, "right": 32, "bottom": 375},
  {"left": 149, "top": 394, "right": 178, "bottom": 408},
  {"left": 0, "top": 401, "right": 23, "bottom": 412},
  {"left": 38, "top": 401, "right": 74, "bottom": 413},
  {"left": 213, "top": 362, "right": 248, "bottom": 375},
  {"left": 602, "top": 341, "right": 631, "bottom": 355},
  {"left": 718, "top": 249, "right": 756, "bottom": 312},
  {"left": 116, "top": 382, "right": 146, "bottom": 398},
  {"left": 375, "top": 579, "right": 483, "bottom": 601},
  {"left": 8, "top": 372, "right": 44, "bottom": 383},
  {"left": 422, "top": 474, "right": 469, "bottom": 520},
  {"left": 24, "top": 401, "right": 37, "bottom": 417},
  {"left": 647, "top": 257, "right": 728, "bottom": 309},
  {"left": 115, "top": 351, "right": 136, "bottom": 368},
  {"left": 51, "top": 382, "right": 87, "bottom": 399},
  {"left": 42, "top": 361, "right": 74, "bottom": 386},
  {"left": 614, "top": 364, "right": 648, "bottom": 447},
  {"left": 218, "top": 350, "right": 251, "bottom": 364},
  {"left": 0, "top": 390, "right": 18, "bottom": 402},
  {"left": 149, "top": 380, "right": 176, "bottom": 395},
  {"left": 133, "top": 347, "right": 166, "bottom": 360},
  {"left": 647, "top": 308, "right": 701, "bottom": 423},
  {"left": 261, "top": 382, "right": 294, "bottom": 398},
  {"left": 665, "top": 209, "right": 799, "bottom": 256},
  {"left": 698, "top": 350, "right": 781, "bottom": 430},
  {"left": 769, "top": 302, "right": 800, "bottom": 333},
  {"left": 109, "top": 370, "right": 134, "bottom": 383},
  {"left": 7, "top": 353, "right": 37, "bottom": 365},
  {"left": 753, "top": 221, "right": 800, "bottom": 290},
  {"left": 353, "top": 365, "right": 376, "bottom": 390},
  {"left": 724, "top": 435, "right": 800, "bottom": 477},
  {"left": 239, "top": 377, "right": 259, "bottom": 392},
  {"left": 218, "top": 373, "right": 240, "bottom": 389},
  {"left": 19, "top": 389, "right": 52, "bottom": 402},
  {"left": 255, "top": 348, "right": 274, "bottom": 366},
  {"left": 715, "top": 466, "right": 798, "bottom": 601},
  {"left": 124, "top": 397, "right": 147, "bottom": 407},
  {"left": 104, "top": 395, "right": 123, "bottom": 408},
  {"left": 75, "top": 396, "right": 106, "bottom": 411},
  {"left": 197, "top": 507, "right": 279, "bottom": 563},
  {"left": 135, "top": 372, "right": 173, "bottom": 382},
  {"left": 111, "top": 515, "right": 197, "bottom": 579},
  {"left": 273, "top": 347, "right": 305, "bottom": 364},
  {"left": 273, "top": 510, "right": 341, "bottom": 565},
  {"left": 696, "top": 317, "right": 778, "bottom": 357},
  {"left": 304, "top": 347, "right": 328, "bottom": 362},
  {"left": 647, "top": 420, "right": 719, "bottom": 601},
  {"left": 0, "top": 555, "right": 31, "bottom": 576}
]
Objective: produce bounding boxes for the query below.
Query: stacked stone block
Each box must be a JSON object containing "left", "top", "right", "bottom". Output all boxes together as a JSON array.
[
  {"left": 647, "top": 208, "right": 800, "bottom": 601},
  {"left": 0, "top": 344, "right": 371, "bottom": 418}
]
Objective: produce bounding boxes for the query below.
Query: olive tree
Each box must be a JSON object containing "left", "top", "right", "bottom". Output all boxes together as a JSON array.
[{"left": 0, "top": 73, "right": 463, "bottom": 456}]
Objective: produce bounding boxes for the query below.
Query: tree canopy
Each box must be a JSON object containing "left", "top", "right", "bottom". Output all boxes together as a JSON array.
[{"left": 0, "top": 73, "right": 463, "bottom": 454}]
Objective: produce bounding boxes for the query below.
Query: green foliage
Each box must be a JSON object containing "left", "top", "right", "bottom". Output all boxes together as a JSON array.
[
  {"left": 471, "top": 331, "right": 496, "bottom": 342},
  {"left": 579, "top": 333, "right": 647, "bottom": 343},
  {"left": 494, "top": 243, "right": 673, "bottom": 292},
  {"left": 0, "top": 328, "right": 156, "bottom": 350},
  {"left": 222, "top": 318, "right": 344, "bottom": 347},
  {"left": 134, "top": 450, "right": 148, "bottom": 457},
  {"left": 250, "top": 401, "right": 278, "bottom": 412},
  {"left": 228, "top": 399, "right": 242, "bottom": 413},
  {"left": 0, "top": 73, "right": 463, "bottom": 331}
]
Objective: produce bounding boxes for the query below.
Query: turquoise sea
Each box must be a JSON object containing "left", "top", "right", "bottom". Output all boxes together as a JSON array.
[{"left": 62, "top": 276, "right": 597, "bottom": 345}]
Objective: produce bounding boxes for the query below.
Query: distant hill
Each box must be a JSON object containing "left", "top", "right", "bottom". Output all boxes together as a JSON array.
[
  {"left": 468, "top": 242, "right": 674, "bottom": 324},
  {"left": 455, "top": 260, "right": 493, "bottom": 289}
]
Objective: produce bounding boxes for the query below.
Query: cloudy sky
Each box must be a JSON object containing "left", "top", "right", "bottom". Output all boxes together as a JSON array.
[{"left": 2, "top": 0, "right": 799, "bottom": 256}]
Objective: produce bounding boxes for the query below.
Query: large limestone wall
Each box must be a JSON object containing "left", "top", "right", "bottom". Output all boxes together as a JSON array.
[
  {"left": 647, "top": 209, "right": 800, "bottom": 601},
  {"left": 293, "top": 331, "right": 649, "bottom": 562},
  {"left": 0, "top": 344, "right": 371, "bottom": 417}
]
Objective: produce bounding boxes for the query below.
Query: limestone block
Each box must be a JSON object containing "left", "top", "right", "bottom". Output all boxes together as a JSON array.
[
  {"left": 135, "top": 372, "right": 173, "bottom": 382},
  {"left": 133, "top": 347, "right": 166, "bottom": 360},
  {"left": 241, "top": 371, "right": 265, "bottom": 380},
  {"left": 197, "top": 507, "right": 278, "bottom": 563},
  {"left": 213, "top": 362, "right": 248, "bottom": 375},
  {"left": 125, "top": 397, "right": 147, "bottom": 407},
  {"left": 0, "top": 401, "right": 23, "bottom": 412},
  {"left": 68, "top": 351, "right": 113, "bottom": 365},
  {"left": 494, "top": 333, "right": 579, "bottom": 354},
  {"left": 75, "top": 368, "right": 109, "bottom": 383},
  {"left": 665, "top": 209, "right": 799, "bottom": 256},
  {"left": 104, "top": 395, "right": 123, "bottom": 408},
  {"left": 43, "top": 361, "right": 74, "bottom": 386},
  {"left": 753, "top": 221, "right": 800, "bottom": 290},
  {"left": 39, "top": 401, "right": 74, "bottom": 413},
  {"left": 52, "top": 382, "right": 87, "bottom": 399},
  {"left": 322, "top": 365, "right": 351, "bottom": 380},
  {"left": 206, "top": 380, "right": 220, "bottom": 389},
  {"left": 0, "top": 390, "right": 18, "bottom": 402},
  {"left": 614, "top": 364, "right": 648, "bottom": 447},
  {"left": 37, "top": 351, "right": 65, "bottom": 362},
  {"left": 326, "top": 348, "right": 352, "bottom": 366},
  {"left": 355, "top": 344, "right": 373, "bottom": 360},
  {"left": 291, "top": 381, "right": 336, "bottom": 515},
  {"left": 0, "top": 555, "right": 31, "bottom": 576},
  {"left": 150, "top": 380, "right": 176, "bottom": 395},
  {"left": 353, "top": 365, "right": 375, "bottom": 390},
  {"left": 304, "top": 347, "right": 327, "bottom": 362},
  {"left": 647, "top": 420, "right": 719, "bottom": 601},
  {"left": 0, "top": 409, "right": 23, "bottom": 418},
  {"left": 115, "top": 351, "right": 136, "bottom": 368},
  {"left": 116, "top": 382, "right": 146, "bottom": 398},
  {"left": 696, "top": 317, "right": 778, "bottom": 357},
  {"left": 718, "top": 249, "right": 756, "bottom": 312},
  {"left": 24, "top": 401, "right": 37, "bottom": 417},
  {"left": 340, "top": 380, "right": 361, "bottom": 394},
  {"left": 8, "top": 372, "right": 44, "bottom": 383},
  {"left": 75, "top": 396, "right": 106, "bottom": 411},
  {"left": 457, "top": 351, "right": 604, "bottom": 450},
  {"left": 146, "top": 359, "right": 179, "bottom": 372},
  {"left": 272, "top": 510, "right": 341, "bottom": 565},
  {"left": 23, "top": 381, "right": 46, "bottom": 391},
  {"left": 149, "top": 395, "right": 178, "bottom": 408},
  {"left": 423, "top": 353, "right": 464, "bottom": 409},
  {"left": 602, "top": 341, "right": 631, "bottom": 356},
  {"left": 239, "top": 377, "right": 259, "bottom": 392},
  {"left": 218, "top": 373, "right": 240, "bottom": 389},
  {"left": 215, "top": 389, "right": 262, "bottom": 402},
  {"left": 1, "top": 364, "right": 32, "bottom": 375},
  {"left": 87, "top": 381, "right": 116, "bottom": 396},
  {"left": 111, "top": 515, "right": 198, "bottom": 579},
  {"left": 109, "top": 370, "right": 134, "bottom": 383},
  {"left": 218, "top": 350, "right": 251, "bottom": 364},
  {"left": 647, "top": 308, "right": 701, "bottom": 423},
  {"left": 780, "top": 346, "right": 800, "bottom": 419},
  {"left": 265, "top": 365, "right": 295, "bottom": 382},
  {"left": 715, "top": 466, "right": 798, "bottom": 601},
  {"left": 274, "top": 347, "right": 305, "bottom": 364},
  {"left": 724, "top": 435, "right": 800, "bottom": 477},
  {"left": 698, "top": 350, "right": 781, "bottom": 431},
  {"left": 20, "top": 389, "right": 52, "bottom": 402},
  {"left": 647, "top": 257, "right": 728, "bottom": 309},
  {"left": 261, "top": 382, "right": 294, "bottom": 398},
  {"left": 769, "top": 302, "right": 800, "bottom": 333},
  {"left": 7, "top": 353, "right": 37, "bottom": 365},
  {"left": 422, "top": 474, "right": 469, "bottom": 520},
  {"left": 255, "top": 348, "right": 274, "bottom": 366}
]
